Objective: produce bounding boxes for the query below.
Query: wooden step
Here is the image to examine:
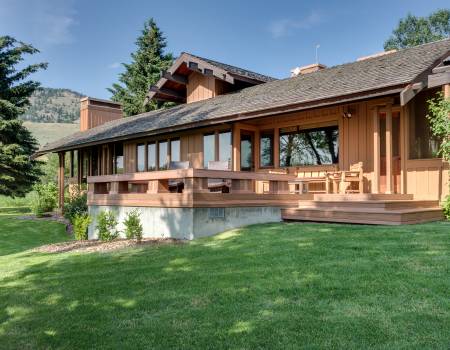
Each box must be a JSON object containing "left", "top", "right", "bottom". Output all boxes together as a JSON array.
[
  {"left": 313, "top": 193, "right": 414, "bottom": 201},
  {"left": 282, "top": 207, "right": 444, "bottom": 225},
  {"left": 298, "top": 200, "right": 440, "bottom": 210}
]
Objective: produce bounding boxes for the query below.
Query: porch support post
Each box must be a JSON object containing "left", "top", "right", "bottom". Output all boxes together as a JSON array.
[
  {"left": 232, "top": 124, "right": 240, "bottom": 171},
  {"left": 372, "top": 107, "right": 380, "bottom": 194},
  {"left": 58, "top": 152, "right": 65, "bottom": 212},
  {"left": 385, "top": 104, "right": 393, "bottom": 194},
  {"left": 273, "top": 127, "right": 280, "bottom": 168}
]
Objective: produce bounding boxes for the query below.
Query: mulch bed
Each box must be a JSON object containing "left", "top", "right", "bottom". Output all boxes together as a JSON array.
[{"left": 33, "top": 238, "right": 183, "bottom": 254}]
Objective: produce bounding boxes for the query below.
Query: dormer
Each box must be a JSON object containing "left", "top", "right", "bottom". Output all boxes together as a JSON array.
[{"left": 148, "top": 52, "right": 276, "bottom": 104}]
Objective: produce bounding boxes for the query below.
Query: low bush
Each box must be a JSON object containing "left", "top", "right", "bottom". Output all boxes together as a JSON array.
[
  {"left": 64, "top": 192, "right": 87, "bottom": 223},
  {"left": 31, "top": 183, "right": 58, "bottom": 217},
  {"left": 123, "top": 209, "right": 143, "bottom": 242},
  {"left": 73, "top": 213, "right": 92, "bottom": 240},
  {"left": 96, "top": 210, "right": 118, "bottom": 241},
  {"left": 442, "top": 195, "right": 450, "bottom": 220}
]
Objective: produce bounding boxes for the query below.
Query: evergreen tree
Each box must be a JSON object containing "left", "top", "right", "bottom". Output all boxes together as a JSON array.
[
  {"left": 0, "top": 36, "right": 47, "bottom": 197},
  {"left": 108, "top": 18, "right": 173, "bottom": 116},
  {"left": 384, "top": 9, "right": 450, "bottom": 50}
]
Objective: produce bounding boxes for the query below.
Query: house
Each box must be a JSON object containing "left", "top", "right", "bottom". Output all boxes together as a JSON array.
[{"left": 36, "top": 39, "right": 450, "bottom": 239}]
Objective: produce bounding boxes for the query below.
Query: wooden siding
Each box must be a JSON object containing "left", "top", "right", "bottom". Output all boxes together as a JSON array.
[
  {"left": 80, "top": 100, "right": 122, "bottom": 131},
  {"left": 76, "top": 95, "right": 448, "bottom": 202},
  {"left": 406, "top": 159, "right": 449, "bottom": 201},
  {"left": 186, "top": 72, "right": 229, "bottom": 103}
]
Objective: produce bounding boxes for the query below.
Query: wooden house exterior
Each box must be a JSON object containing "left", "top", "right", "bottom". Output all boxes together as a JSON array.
[{"left": 37, "top": 40, "right": 450, "bottom": 239}]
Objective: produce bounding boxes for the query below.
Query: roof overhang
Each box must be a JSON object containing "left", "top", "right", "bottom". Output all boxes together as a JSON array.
[{"left": 35, "top": 84, "right": 404, "bottom": 157}]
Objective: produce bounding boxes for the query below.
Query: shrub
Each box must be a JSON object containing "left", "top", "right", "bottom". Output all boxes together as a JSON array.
[
  {"left": 96, "top": 210, "right": 118, "bottom": 241},
  {"left": 443, "top": 196, "right": 450, "bottom": 220},
  {"left": 73, "top": 213, "right": 92, "bottom": 240},
  {"left": 64, "top": 192, "right": 88, "bottom": 223},
  {"left": 31, "top": 182, "right": 58, "bottom": 217},
  {"left": 123, "top": 209, "right": 143, "bottom": 242}
]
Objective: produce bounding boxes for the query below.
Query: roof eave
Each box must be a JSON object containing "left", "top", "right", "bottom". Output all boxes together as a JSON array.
[{"left": 35, "top": 84, "right": 405, "bottom": 156}]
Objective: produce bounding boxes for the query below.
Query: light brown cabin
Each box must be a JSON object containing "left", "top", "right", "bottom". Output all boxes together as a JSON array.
[{"left": 39, "top": 41, "right": 450, "bottom": 237}]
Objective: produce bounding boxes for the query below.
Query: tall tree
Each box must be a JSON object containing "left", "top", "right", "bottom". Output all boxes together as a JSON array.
[
  {"left": 0, "top": 36, "right": 47, "bottom": 197},
  {"left": 108, "top": 18, "right": 173, "bottom": 116},
  {"left": 384, "top": 9, "right": 450, "bottom": 50}
]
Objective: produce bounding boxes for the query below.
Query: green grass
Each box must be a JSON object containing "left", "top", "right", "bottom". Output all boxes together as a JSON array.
[
  {"left": 0, "top": 209, "right": 449, "bottom": 349},
  {"left": 24, "top": 121, "right": 78, "bottom": 147}
]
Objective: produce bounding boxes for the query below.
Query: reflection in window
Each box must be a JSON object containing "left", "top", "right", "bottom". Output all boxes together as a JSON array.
[
  {"left": 203, "top": 134, "right": 215, "bottom": 168},
  {"left": 114, "top": 143, "right": 124, "bottom": 174},
  {"left": 240, "top": 133, "right": 253, "bottom": 171},
  {"left": 147, "top": 143, "right": 156, "bottom": 170},
  {"left": 279, "top": 126, "right": 339, "bottom": 166},
  {"left": 171, "top": 139, "right": 180, "bottom": 162},
  {"left": 260, "top": 130, "right": 274, "bottom": 167},
  {"left": 137, "top": 144, "right": 145, "bottom": 172},
  {"left": 159, "top": 141, "right": 168, "bottom": 170},
  {"left": 409, "top": 89, "right": 441, "bottom": 159},
  {"left": 219, "top": 131, "right": 231, "bottom": 168}
]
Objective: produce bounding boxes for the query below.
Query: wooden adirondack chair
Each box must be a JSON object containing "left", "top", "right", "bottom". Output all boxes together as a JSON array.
[{"left": 329, "top": 162, "right": 364, "bottom": 194}]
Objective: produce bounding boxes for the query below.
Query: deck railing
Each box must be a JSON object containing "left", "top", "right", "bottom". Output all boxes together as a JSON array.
[{"left": 86, "top": 168, "right": 309, "bottom": 208}]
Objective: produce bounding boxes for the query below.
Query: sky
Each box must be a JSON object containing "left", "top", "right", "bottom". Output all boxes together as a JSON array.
[{"left": 1, "top": 0, "right": 449, "bottom": 99}]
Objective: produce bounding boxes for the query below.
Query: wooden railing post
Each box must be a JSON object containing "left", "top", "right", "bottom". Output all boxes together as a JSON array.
[
  {"left": 58, "top": 152, "right": 65, "bottom": 212},
  {"left": 372, "top": 107, "right": 380, "bottom": 194},
  {"left": 385, "top": 104, "right": 393, "bottom": 194}
]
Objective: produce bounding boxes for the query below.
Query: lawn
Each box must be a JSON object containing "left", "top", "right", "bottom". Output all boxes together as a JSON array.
[{"left": 0, "top": 209, "right": 449, "bottom": 349}]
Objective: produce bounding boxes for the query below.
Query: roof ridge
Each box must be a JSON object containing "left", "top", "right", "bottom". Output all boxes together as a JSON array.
[{"left": 179, "top": 51, "right": 277, "bottom": 81}]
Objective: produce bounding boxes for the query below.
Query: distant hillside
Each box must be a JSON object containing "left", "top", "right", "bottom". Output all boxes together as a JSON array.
[
  {"left": 20, "top": 87, "right": 83, "bottom": 123},
  {"left": 24, "top": 122, "right": 79, "bottom": 147}
]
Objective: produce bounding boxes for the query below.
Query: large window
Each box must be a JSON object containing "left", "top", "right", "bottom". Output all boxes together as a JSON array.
[
  {"left": 171, "top": 139, "right": 180, "bottom": 162},
  {"left": 114, "top": 143, "right": 124, "bottom": 174},
  {"left": 409, "top": 89, "right": 441, "bottom": 159},
  {"left": 279, "top": 125, "right": 339, "bottom": 167},
  {"left": 219, "top": 131, "right": 231, "bottom": 167},
  {"left": 159, "top": 141, "right": 168, "bottom": 170},
  {"left": 203, "top": 133, "right": 215, "bottom": 168},
  {"left": 240, "top": 133, "right": 253, "bottom": 171},
  {"left": 147, "top": 143, "right": 156, "bottom": 170},
  {"left": 137, "top": 143, "right": 145, "bottom": 172},
  {"left": 260, "top": 130, "right": 274, "bottom": 167}
]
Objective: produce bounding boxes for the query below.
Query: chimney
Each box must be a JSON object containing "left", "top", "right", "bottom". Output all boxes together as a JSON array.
[
  {"left": 79, "top": 97, "right": 122, "bottom": 132},
  {"left": 357, "top": 49, "right": 396, "bottom": 61},
  {"left": 291, "top": 63, "right": 327, "bottom": 77}
]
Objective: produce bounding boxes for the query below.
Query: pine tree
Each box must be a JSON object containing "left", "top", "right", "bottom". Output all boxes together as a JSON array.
[
  {"left": 0, "top": 36, "right": 47, "bottom": 197},
  {"left": 108, "top": 18, "right": 173, "bottom": 116}
]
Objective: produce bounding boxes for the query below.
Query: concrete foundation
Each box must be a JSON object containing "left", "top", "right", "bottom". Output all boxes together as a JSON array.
[{"left": 88, "top": 206, "right": 282, "bottom": 240}]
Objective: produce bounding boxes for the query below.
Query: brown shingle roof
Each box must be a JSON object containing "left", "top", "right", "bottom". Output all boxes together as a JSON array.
[{"left": 38, "top": 39, "right": 450, "bottom": 155}]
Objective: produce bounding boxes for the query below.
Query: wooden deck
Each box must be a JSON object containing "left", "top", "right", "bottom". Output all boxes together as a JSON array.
[
  {"left": 86, "top": 170, "right": 444, "bottom": 225},
  {"left": 282, "top": 194, "right": 444, "bottom": 225}
]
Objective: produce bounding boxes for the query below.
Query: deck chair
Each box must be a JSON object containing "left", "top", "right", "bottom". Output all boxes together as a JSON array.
[
  {"left": 207, "top": 160, "right": 231, "bottom": 193},
  {"left": 168, "top": 161, "right": 190, "bottom": 193},
  {"left": 329, "top": 162, "right": 364, "bottom": 194}
]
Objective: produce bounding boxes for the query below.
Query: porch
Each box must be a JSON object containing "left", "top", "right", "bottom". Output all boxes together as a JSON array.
[{"left": 84, "top": 168, "right": 443, "bottom": 233}]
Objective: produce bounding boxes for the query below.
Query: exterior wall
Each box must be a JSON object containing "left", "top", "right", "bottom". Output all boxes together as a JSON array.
[
  {"left": 186, "top": 72, "right": 216, "bottom": 103},
  {"left": 88, "top": 205, "right": 281, "bottom": 240},
  {"left": 406, "top": 159, "right": 449, "bottom": 201},
  {"left": 80, "top": 94, "right": 448, "bottom": 203}
]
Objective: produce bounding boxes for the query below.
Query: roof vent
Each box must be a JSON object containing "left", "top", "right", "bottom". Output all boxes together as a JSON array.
[
  {"left": 291, "top": 63, "right": 326, "bottom": 77},
  {"left": 357, "top": 49, "right": 397, "bottom": 62}
]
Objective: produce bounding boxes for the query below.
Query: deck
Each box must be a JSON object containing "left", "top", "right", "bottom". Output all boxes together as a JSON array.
[{"left": 85, "top": 169, "right": 444, "bottom": 226}]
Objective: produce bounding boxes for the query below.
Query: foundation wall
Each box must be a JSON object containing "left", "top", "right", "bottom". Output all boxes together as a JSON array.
[{"left": 88, "top": 205, "right": 282, "bottom": 240}]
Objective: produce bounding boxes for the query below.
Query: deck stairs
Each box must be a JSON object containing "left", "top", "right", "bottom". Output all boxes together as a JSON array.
[{"left": 281, "top": 194, "right": 444, "bottom": 225}]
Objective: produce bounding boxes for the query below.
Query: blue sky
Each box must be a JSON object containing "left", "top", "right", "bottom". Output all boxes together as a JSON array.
[{"left": 1, "top": 0, "right": 449, "bottom": 99}]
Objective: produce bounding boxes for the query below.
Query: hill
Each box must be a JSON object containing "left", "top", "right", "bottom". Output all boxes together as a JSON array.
[
  {"left": 20, "top": 87, "right": 84, "bottom": 123},
  {"left": 24, "top": 122, "right": 79, "bottom": 147}
]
